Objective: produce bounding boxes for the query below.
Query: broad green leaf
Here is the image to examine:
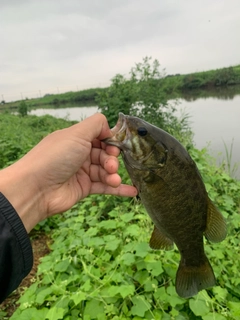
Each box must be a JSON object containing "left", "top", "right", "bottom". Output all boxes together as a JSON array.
[
  {"left": 111, "top": 271, "right": 123, "bottom": 283},
  {"left": 121, "top": 252, "right": 136, "bottom": 266},
  {"left": 228, "top": 301, "right": 240, "bottom": 318},
  {"left": 212, "top": 286, "right": 228, "bottom": 302},
  {"left": 134, "top": 270, "right": 149, "bottom": 285},
  {"left": 71, "top": 291, "right": 86, "bottom": 305},
  {"left": 131, "top": 296, "right": 151, "bottom": 317},
  {"left": 202, "top": 313, "right": 227, "bottom": 320},
  {"left": 84, "top": 299, "right": 105, "bottom": 319},
  {"left": 164, "top": 263, "right": 177, "bottom": 278},
  {"left": 144, "top": 279, "right": 158, "bottom": 292},
  {"left": 118, "top": 285, "right": 135, "bottom": 298},
  {"left": 170, "top": 308, "right": 179, "bottom": 317},
  {"left": 161, "top": 313, "right": 172, "bottom": 320},
  {"left": 189, "top": 297, "right": 211, "bottom": 316},
  {"left": 122, "top": 242, "right": 136, "bottom": 252},
  {"left": 81, "top": 279, "right": 92, "bottom": 292},
  {"left": 46, "top": 307, "right": 65, "bottom": 320},
  {"left": 120, "top": 212, "right": 135, "bottom": 222},
  {"left": 54, "top": 259, "right": 70, "bottom": 272},
  {"left": 166, "top": 286, "right": 185, "bottom": 306},
  {"left": 105, "top": 239, "right": 121, "bottom": 251},
  {"left": 35, "top": 287, "right": 53, "bottom": 304},
  {"left": 136, "top": 259, "right": 146, "bottom": 270},
  {"left": 10, "top": 308, "right": 48, "bottom": 320},
  {"left": 107, "top": 286, "right": 120, "bottom": 297},
  {"left": 154, "top": 287, "right": 168, "bottom": 300},
  {"left": 85, "top": 227, "right": 98, "bottom": 236},
  {"left": 17, "top": 282, "right": 38, "bottom": 304},
  {"left": 97, "top": 313, "right": 107, "bottom": 320},
  {"left": 135, "top": 242, "right": 150, "bottom": 258},
  {"left": 145, "top": 260, "right": 163, "bottom": 276},
  {"left": 99, "top": 220, "right": 117, "bottom": 229},
  {"left": 174, "top": 314, "right": 189, "bottom": 320},
  {"left": 124, "top": 225, "right": 140, "bottom": 237},
  {"left": 152, "top": 309, "right": 163, "bottom": 320},
  {"left": 54, "top": 295, "right": 70, "bottom": 310}
]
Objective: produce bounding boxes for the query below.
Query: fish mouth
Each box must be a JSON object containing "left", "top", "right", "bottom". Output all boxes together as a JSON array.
[{"left": 103, "top": 113, "right": 128, "bottom": 148}]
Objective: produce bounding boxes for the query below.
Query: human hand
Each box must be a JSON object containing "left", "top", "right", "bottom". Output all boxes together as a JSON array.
[{"left": 0, "top": 114, "right": 137, "bottom": 232}]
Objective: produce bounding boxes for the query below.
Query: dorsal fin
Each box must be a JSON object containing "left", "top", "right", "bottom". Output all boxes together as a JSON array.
[
  {"left": 204, "top": 197, "right": 227, "bottom": 243},
  {"left": 149, "top": 225, "right": 174, "bottom": 250}
]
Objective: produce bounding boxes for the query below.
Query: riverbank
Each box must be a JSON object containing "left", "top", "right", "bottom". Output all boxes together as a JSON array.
[{"left": 1, "top": 64, "right": 240, "bottom": 109}]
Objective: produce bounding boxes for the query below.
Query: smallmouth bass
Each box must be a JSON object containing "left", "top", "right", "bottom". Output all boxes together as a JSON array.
[{"left": 104, "top": 113, "right": 227, "bottom": 298}]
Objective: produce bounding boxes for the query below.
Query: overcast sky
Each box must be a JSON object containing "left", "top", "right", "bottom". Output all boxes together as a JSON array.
[{"left": 1, "top": 0, "right": 240, "bottom": 101}]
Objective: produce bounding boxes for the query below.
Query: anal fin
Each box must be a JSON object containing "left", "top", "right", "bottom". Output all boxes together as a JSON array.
[
  {"left": 149, "top": 225, "right": 174, "bottom": 250},
  {"left": 204, "top": 197, "right": 227, "bottom": 243}
]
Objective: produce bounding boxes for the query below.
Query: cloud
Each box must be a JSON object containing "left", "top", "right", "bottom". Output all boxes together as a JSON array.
[{"left": 1, "top": 0, "right": 240, "bottom": 101}]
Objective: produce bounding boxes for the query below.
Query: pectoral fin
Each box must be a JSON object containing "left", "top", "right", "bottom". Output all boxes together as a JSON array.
[
  {"left": 149, "top": 225, "right": 174, "bottom": 250},
  {"left": 204, "top": 197, "right": 227, "bottom": 243}
]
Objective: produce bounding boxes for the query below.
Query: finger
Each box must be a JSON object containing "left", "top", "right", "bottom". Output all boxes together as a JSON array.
[
  {"left": 105, "top": 173, "right": 122, "bottom": 187},
  {"left": 105, "top": 145, "right": 121, "bottom": 157},
  {"left": 71, "top": 113, "right": 113, "bottom": 142},
  {"left": 91, "top": 149, "right": 119, "bottom": 174},
  {"left": 89, "top": 164, "right": 120, "bottom": 185},
  {"left": 90, "top": 183, "right": 138, "bottom": 197},
  {"left": 92, "top": 139, "right": 102, "bottom": 149},
  {"left": 91, "top": 141, "right": 121, "bottom": 158}
]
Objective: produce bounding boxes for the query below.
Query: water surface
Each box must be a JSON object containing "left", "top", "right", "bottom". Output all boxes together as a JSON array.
[
  {"left": 29, "top": 106, "right": 97, "bottom": 121},
  {"left": 29, "top": 96, "right": 240, "bottom": 178},
  {"left": 179, "top": 97, "right": 240, "bottom": 178}
]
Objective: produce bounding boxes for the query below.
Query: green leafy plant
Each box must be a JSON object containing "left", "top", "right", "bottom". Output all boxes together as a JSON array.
[
  {"left": 221, "top": 139, "right": 239, "bottom": 179},
  {"left": 18, "top": 101, "right": 28, "bottom": 116},
  {"left": 0, "top": 113, "right": 76, "bottom": 169},
  {"left": 10, "top": 153, "right": 240, "bottom": 319},
  {"left": 97, "top": 57, "right": 193, "bottom": 147}
]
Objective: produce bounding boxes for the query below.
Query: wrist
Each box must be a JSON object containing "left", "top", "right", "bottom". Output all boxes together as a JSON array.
[{"left": 0, "top": 159, "right": 45, "bottom": 233}]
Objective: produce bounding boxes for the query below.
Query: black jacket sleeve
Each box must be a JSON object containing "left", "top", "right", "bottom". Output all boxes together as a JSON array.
[{"left": 0, "top": 192, "right": 33, "bottom": 303}]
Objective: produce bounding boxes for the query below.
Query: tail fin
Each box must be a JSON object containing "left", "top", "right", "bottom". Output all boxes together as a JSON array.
[{"left": 175, "top": 256, "right": 216, "bottom": 298}]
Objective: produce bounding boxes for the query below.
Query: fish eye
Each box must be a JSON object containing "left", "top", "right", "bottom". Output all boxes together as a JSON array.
[{"left": 137, "top": 127, "right": 148, "bottom": 136}]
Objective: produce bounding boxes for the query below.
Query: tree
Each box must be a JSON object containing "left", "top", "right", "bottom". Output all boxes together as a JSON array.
[
  {"left": 18, "top": 101, "right": 28, "bottom": 117},
  {"left": 97, "top": 57, "right": 172, "bottom": 128},
  {"left": 97, "top": 57, "right": 192, "bottom": 145}
]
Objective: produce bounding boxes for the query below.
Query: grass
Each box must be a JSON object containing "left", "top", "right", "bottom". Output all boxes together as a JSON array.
[{"left": 222, "top": 139, "right": 239, "bottom": 179}]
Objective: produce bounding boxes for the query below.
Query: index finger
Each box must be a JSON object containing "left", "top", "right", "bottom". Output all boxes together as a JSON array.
[
  {"left": 105, "top": 145, "right": 121, "bottom": 157},
  {"left": 71, "top": 113, "right": 113, "bottom": 142},
  {"left": 91, "top": 140, "right": 120, "bottom": 158}
]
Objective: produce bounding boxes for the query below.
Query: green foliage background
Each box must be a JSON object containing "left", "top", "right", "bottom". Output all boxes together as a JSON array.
[
  {"left": 3, "top": 63, "right": 240, "bottom": 111},
  {"left": 97, "top": 57, "right": 193, "bottom": 148},
  {"left": 0, "top": 58, "right": 240, "bottom": 319},
  {"left": 0, "top": 114, "right": 76, "bottom": 169}
]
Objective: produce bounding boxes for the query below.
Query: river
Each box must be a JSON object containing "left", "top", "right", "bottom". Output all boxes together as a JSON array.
[{"left": 28, "top": 93, "right": 240, "bottom": 179}]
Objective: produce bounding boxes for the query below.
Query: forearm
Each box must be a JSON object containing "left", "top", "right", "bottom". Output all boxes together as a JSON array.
[{"left": 0, "top": 159, "right": 45, "bottom": 233}]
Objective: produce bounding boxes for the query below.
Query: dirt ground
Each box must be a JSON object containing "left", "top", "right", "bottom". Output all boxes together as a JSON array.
[{"left": 0, "top": 230, "right": 51, "bottom": 319}]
